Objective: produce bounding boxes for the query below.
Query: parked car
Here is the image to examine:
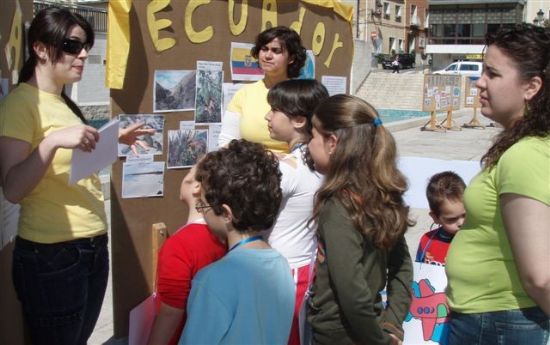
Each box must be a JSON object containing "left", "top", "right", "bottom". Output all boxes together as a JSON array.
[
  {"left": 382, "top": 53, "right": 415, "bottom": 70},
  {"left": 433, "top": 61, "right": 482, "bottom": 77}
]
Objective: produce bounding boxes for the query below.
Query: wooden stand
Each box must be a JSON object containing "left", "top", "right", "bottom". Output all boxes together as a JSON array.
[
  {"left": 440, "top": 106, "right": 461, "bottom": 131},
  {"left": 462, "top": 106, "right": 485, "bottom": 129},
  {"left": 421, "top": 110, "right": 445, "bottom": 132},
  {"left": 151, "top": 222, "right": 168, "bottom": 286}
]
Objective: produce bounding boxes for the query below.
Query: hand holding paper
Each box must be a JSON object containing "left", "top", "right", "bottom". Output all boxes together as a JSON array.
[{"left": 70, "top": 119, "right": 119, "bottom": 185}]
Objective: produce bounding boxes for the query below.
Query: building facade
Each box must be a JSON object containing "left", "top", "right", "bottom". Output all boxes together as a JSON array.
[
  {"left": 405, "top": 0, "right": 429, "bottom": 64},
  {"left": 367, "top": 0, "right": 407, "bottom": 55},
  {"left": 427, "top": 0, "right": 526, "bottom": 69}
]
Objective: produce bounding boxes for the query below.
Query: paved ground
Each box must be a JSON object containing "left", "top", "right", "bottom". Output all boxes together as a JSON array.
[{"left": 89, "top": 108, "right": 500, "bottom": 345}]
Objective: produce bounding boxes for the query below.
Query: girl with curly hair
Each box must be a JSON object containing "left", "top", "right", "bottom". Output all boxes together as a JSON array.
[{"left": 446, "top": 24, "right": 550, "bottom": 345}]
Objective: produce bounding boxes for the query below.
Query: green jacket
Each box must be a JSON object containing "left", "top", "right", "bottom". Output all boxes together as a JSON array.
[{"left": 308, "top": 198, "right": 413, "bottom": 345}]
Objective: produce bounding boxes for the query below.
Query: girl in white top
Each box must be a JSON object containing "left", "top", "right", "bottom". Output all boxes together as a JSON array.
[{"left": 264, "top": 79, "right": 329, "bottom": 345}]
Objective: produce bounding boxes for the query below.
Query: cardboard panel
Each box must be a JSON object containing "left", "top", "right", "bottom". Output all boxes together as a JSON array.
[
  {"left": 422, "top": 74, "right": 462, "bottom": 112},
  {"left": 463, "top": 76, "right": 481, "bottom": 108},
  {"left": 0, "top": 1, "right": 36, "bottom": 344},
  {"left": 110, "top": 0, "right": 353, "bottom": 337}
]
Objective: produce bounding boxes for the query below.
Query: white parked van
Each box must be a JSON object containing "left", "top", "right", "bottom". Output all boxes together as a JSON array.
[{"left": 433, "top": 61, "right": 482, "bottom": 77}]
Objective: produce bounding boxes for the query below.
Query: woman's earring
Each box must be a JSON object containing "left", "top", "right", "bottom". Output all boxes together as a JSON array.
[{"left": 523, "top": 100, "right": 530, "bottom": 117}]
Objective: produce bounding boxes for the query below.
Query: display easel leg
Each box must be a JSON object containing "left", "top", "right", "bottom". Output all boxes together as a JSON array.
[
  {"left": 463, "top": 106, "right": 485, "bottom": 129},
  {"left": 421, "top": 111, "right": 445, "bottom": 132},
  {"left": 440, "top": 107, "right": 461, "bottom": 131}
]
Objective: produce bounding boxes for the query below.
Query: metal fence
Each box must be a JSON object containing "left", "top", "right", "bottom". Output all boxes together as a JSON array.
[{"left": 34, "top": 1, "right": 107, "bottom": 33}]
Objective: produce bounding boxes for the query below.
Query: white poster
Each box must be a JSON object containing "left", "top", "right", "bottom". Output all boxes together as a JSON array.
[{"left": 398, "top": 156, "right": 480, "bottom": 209}]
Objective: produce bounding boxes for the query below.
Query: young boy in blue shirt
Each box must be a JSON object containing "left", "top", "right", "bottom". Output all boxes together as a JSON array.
[{"left": 179, "top": 140, "right": 295, "bottom": 345}]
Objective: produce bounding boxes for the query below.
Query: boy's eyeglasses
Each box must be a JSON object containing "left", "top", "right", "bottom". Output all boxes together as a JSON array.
[
  {"left": 62, "top": 39, "right": 91, "bottom": 55},
  {"left": 195, "top": 199, "right": 215, "bottom": 214}
]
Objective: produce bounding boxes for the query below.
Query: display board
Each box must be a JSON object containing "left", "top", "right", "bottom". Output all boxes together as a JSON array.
[
  {"left": 463, "top": 76, "right": 481, "bottom": 108},
  {"left": 108, "top": 0, "right": 354, "bottom": 337},
  {"left": 422, "top": 74, "right": 461, "bottom": 112},
  {"left": 0, "top": 1, "right": 35, "bottom": 344}
]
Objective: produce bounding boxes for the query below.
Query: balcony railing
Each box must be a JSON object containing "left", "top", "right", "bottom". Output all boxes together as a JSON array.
[
  {"left": 428, "top": 37, "right": 485, "bottom": 45},
  {"left": 34, "top": 0, "right": 107, "bottom": 33}
]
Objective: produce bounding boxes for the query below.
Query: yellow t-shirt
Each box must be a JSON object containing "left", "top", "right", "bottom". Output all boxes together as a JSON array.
[
  {"left": 446, "top": 136, "right": 550, "bottom": 313},
  {"left": 227, "top": 80, "right": 289, "bottom": 153},
  {"left": 0, "top": 83, "right": 107, "bottom": 243}
]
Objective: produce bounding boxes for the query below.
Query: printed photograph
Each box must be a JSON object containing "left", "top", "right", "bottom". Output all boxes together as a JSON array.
[
  {"left": 154, "top": 70, "right": 196, "bottom": 112},
  {"left": 122, "top": 161, "right": 165, "bottom": 199},
  {"left": 167, "top": 129, "right": 208, "bottom": 169},
  {"left": 195, "top": 62, "right": 223, "bottom": 124},
  {"left": 118, "top": 114, "right": 164, "bottom": 157}
]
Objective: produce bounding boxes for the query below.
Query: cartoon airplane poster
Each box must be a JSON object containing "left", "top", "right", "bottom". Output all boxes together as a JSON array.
[{"left": 403, "top": 262, "right": 450, "bottom": 345}]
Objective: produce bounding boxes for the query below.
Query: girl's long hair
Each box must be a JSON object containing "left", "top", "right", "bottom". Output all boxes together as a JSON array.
[
  {"left": 481, "top": 24, "right": 550, "bottom": 169},
  {"left": 312, "top": 95, "right": 414, "bottom": 249},
  {"left": 19, "top": 7, "right": 94, "bottom": 124}
]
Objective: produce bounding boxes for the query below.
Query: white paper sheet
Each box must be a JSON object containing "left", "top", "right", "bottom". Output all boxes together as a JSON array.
[
  {"left": 69, "top": 119, "right": 119, "bottom": 185},
  {"left": 1, "top": 191, "right": 20, "bottom": 250},
  {"left": 321, "top": 75, "right": 347, "bottom": 96},
  {"left": 208, "top": 123, "right": 222, "bottom": 152}
]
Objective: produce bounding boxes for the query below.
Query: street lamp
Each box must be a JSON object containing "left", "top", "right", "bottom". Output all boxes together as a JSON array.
[{"left": 534, "top": 9, "right": 545, "bottom": 26}]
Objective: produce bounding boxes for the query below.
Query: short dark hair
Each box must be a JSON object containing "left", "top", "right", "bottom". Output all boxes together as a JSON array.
[
  {"left": 267, "top": 79, "right": 329, "bottom": 138},
  {"left": 251, "top": 26, "right": 306, "bottom": 78},
  {"left": 195, "top": 140, "right": 282, "bottom": 233},
  {"left": 426, "top": 171, "right": 466, "bottom": 215}
]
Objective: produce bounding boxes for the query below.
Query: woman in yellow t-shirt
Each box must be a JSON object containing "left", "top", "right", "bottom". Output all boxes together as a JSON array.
[
  {"left": 218, "top": 26, "right": 307, "bottom": 153},
  {"left": 446, "top": 24, "right": 550, "bottom": 345},
  {"left": 0, "top": 7, "right": 149, "bottom": 345}
]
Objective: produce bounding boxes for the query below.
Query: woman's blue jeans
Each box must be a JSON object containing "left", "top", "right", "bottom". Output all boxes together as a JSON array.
[
  {"left": 448, "top": 307, "right": 549, "bottom": 345},
  {"left": 12, "top": 234, "right": 109, "bottom": 345}
]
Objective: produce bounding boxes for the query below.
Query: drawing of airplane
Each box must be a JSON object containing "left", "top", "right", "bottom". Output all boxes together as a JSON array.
[{"left": 405, "top": 278, "right": 450, "bottom": 343}]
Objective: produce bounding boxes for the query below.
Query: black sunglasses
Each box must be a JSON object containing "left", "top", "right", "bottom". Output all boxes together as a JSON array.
[{"left": 62, "top": 39, "right": 91, "bottom": 55}]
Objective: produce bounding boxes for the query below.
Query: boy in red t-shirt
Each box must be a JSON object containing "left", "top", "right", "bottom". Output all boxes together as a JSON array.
[
  {"left": 416, "top": 171, "right": 466, "bottom": 266},
  {"left": 147, "top": 165, "right": 227, "bottom": 345}
]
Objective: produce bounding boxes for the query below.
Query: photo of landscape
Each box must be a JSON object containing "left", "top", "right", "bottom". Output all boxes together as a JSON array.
[{"left": 154, "top": 70, "right": 196, "bottom": 112}]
